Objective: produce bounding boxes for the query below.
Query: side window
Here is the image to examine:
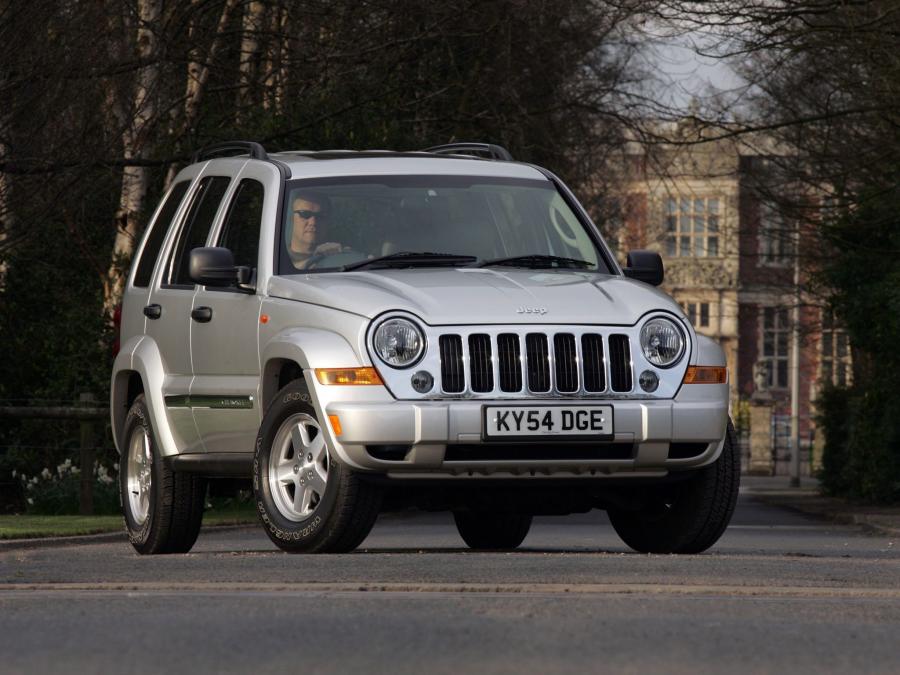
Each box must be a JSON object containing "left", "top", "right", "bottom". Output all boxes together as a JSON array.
[
  {"left": 133, "top": 181, "right": 189, "bottom": 287},
  {"left": 164, "top": 176, "right": 231, "bottom": 287},
  {"left": 218, "top": 179, "right": 264, "bottom": 269}
]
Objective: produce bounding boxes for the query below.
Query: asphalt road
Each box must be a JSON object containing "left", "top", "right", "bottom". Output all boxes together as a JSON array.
[{"left": 2, "top": 490, "right": 899, "bottom": 674}]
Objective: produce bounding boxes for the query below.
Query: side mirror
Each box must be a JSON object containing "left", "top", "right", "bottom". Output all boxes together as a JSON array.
[
  {"left": 623, "top": 250, "right": 664, "bottom": 286},
  {"left": 189, "top": 247, "right": 253, "bottom": 290}
]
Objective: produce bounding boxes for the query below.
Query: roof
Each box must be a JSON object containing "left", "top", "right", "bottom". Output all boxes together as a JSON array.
[{"left": 268, "top": 152, "right": 547, "bottom": 180}]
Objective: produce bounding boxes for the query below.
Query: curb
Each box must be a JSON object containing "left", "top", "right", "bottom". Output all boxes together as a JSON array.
[
  {"left": 0, "top": 523, "right": 258, "bottom": 552},
  {"left": 746, "top": 492, "right": 900, "bottom": 538}
]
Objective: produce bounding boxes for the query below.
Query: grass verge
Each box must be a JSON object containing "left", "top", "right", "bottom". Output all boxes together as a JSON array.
[{"left": 0, "top": 504, "right": 258, "bottom": 540}]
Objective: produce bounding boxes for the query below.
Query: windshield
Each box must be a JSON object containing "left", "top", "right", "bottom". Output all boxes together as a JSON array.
[{"left": 276, "top": 175, "right": 611, "bottom": 274}]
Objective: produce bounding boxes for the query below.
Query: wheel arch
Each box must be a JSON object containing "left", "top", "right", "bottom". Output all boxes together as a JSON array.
[{"left": 260, "top": 327, "right": 364, "bottom": 411}]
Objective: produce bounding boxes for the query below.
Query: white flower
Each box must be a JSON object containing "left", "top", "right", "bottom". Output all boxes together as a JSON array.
[
  {"left": 98, "top": 474, "right": 114, "bottom": 485},
  {"left": 31, "top": 476, "right": 39, "bottom": 485},
  {"left": 26, "top": 482, "right": 34, "bottom": 491},
  {"left": 40, "top": 468, "right": 51, "bottom": 480},
  {"left": 27, "top": 498, "right": 33, "bottom": 505},
  {"left": 11, "top": 469, "right": 16, "bottom": 478},
  {"left": 113, "top": 462, "right": 119, "bottom": 472},
  {"left": 64, "top": 458, "right": 72, "bottom": 467},
  {"left": 71, "top": 467, "right": 80, "bottom": 475}
]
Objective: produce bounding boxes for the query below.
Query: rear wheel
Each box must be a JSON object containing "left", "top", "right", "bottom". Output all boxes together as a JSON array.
[
  {"left": 253, "top": 381, "right": 382, "bottom": 553},
  {"left": 607, "top": 420, "right": 740, "bottom": 554},
  {"left": 453, "top": 511, "right": 533, "bottom": 550},
  {"left": 120, "top": 395, "right": 206, "bottom": 554}
]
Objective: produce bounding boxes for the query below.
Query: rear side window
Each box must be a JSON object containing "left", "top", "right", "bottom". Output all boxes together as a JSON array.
[
  {"left": 218, "top": 179, "right": 264, "bottom": 269},
  {"left": 164, "top": 176, "right": 231, "bottom": 287},
  {"left": 133, "top": 181, "right": 189, "bottom": 287}
]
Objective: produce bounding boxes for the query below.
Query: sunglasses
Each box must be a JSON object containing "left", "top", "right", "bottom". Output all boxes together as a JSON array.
[{"left": 294, "top": 209, "right": 326, "bottom": 220}]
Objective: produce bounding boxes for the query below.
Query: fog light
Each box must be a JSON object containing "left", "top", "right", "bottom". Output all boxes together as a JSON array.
[
  {"left": 639, "top": 370, "right": 659, "bottom": 392},
  {"left": 411, "top": 370, "right": 434, "bottom": 393}
]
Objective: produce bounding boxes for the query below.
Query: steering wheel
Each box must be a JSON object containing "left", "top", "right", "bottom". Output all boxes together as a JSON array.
[{"left": 304, "top": 250, "right": 365, "bottom": 269}]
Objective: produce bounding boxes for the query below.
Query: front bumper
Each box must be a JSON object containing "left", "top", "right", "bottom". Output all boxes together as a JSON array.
[{"left": 311, "top": 379, "right": 730, "bottom": 479}]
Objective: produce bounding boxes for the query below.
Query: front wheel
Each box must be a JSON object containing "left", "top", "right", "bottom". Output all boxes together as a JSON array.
[
  {"left": 253, "top": 381, "right": 382, "bottom": 553},
  {"left": 608, "top": 420, "right": 740, "bottom": 554}
]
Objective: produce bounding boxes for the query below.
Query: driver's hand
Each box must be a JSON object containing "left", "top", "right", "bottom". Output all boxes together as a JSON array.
[{"left": 313, "top": 242, "right": 343, "bottom": 255}]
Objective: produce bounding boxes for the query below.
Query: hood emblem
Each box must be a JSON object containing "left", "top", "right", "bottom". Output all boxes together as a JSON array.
[{"left": 517, "top": 306, "right": 548, "bottom": 315}]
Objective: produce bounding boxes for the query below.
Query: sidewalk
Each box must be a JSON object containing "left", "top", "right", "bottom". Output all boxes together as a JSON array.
[{"left": 741, "top": 474, "right": 900, "bottom": 537}]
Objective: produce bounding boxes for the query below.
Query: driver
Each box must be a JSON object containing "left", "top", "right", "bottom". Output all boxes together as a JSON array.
[{"left": 288, "top": 191, "right": 344, "bottom": 269}]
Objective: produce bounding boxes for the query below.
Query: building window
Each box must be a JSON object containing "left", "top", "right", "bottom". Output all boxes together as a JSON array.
[
  {"left": 762, "top": 307, "right": 790, "bottom": 389},
  {"left": 821, "top": 312, "right": 851, "bottom": 387},
  {"left": 683, "top": 301, "right": 710, "bottom": 328},
  {"left": 759, "top": 202, "right": 793, "bottom": 266},
  {"left": 665, "top": 197, "right": 720, "bottom": 257}
]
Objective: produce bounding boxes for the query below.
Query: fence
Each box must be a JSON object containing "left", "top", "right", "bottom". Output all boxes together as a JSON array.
[{"left": 0, "top": 393, "right": 110, "bottom": 514}]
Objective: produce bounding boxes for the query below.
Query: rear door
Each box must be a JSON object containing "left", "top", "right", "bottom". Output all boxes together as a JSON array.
[
  {"left": 191, "top": 162, "right": 278, "bottom": 454},
  {"left": 145, "top": 171, "right": 232, "bottom": 453}
]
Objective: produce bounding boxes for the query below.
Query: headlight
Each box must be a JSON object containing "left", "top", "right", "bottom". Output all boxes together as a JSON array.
[
  {"left": 373, "top": 318, "right": 425, "bottom": 368},
  {"left": 640, "top": 317, "right": 685, "bottom": 368}
]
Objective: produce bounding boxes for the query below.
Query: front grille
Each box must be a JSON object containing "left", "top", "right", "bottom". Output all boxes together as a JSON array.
[
  {"left": 581, "top": 334, "right": 605, "bottom": 392},
  {"left": 468, "top": 334, "right": 493, "bottom": 392},
  {"left": 439, "top": 335, "right": 464, "bottom": 393},
  {"left": 525, "top": 333, "right": 550, "bottom": 392},
  {"left": 608, "top": 334, "right": 633, "bottom": 392},
  {"left": 445, "top": 443, "right": 635, "bottom": 461},
  {"left": 554, "top": 333, "right": 578, "bottom": 393},
  {"left": 438, "top": 330, "right": 634, "bottom": 396},
  {"left": 497, "top": 333, "right": 522, "bottom": 392}
]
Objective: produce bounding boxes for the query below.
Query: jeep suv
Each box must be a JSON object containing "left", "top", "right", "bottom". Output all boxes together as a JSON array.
[{"left": 111, "top": 141, "right": 737, "bottom": 555}]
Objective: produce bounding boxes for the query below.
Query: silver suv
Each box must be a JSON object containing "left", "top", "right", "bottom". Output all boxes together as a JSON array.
[{"left": 111, "top": 141, "right": 737, "bottom": 555}]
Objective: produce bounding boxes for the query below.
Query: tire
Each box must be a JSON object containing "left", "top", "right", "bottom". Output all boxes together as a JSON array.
[
  {"left": 253, "top": 380, "right": 382, "bottom": 553},
  {"left": 120, "top": 394, "right": 206, "bottom": 554},
  {"left": 607, "top": 420, "right": 740, "bottom": 554},
  {"left": 453, "top": 511, "right": 533, "bottom": 550}
]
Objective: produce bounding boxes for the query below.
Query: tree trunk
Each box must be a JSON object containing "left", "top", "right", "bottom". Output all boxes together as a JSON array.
[
  {"left": 164, "top": 0, "right": 239, "bottom": 187},
  {"left": 236, "top": 0, "right": 265, "bottom": 123},
  {"left": 104, "top": 0, "right": 162, "bottom": 318}
]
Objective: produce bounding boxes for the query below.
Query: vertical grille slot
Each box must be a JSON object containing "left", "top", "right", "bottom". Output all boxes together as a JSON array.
[
  {"left": 468, "top": 334, "right": 493, "bottom": 392},
  {"left": 439, "top": 335, "right": 464, "bottom": 393},
  {"left": 609, "top": 334, "right": 633, "bottom": 392},
  {"left": 553, "top": 333, "right": 578, "bottom": 393},
  {"left": 581, "top": 334, "right": 606, "bottom": 392},
  {"left": 497, "top": 333, "right": 522, "bottom": 392},
  {"left": 525, "top": 333, "right": 551, "bottom": 392}
]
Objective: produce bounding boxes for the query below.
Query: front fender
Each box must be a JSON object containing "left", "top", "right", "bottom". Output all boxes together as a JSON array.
[{"left": 261, "top": 326, "right": 364, "bottom": 371}]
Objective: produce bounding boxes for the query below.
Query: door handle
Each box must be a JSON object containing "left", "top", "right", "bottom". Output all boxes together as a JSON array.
[
  {"left": 143, "top": 304, "right": 162, "bottom": 320},
  {"left": 191, "top": 306, "right": 213, "bottom": 323}
]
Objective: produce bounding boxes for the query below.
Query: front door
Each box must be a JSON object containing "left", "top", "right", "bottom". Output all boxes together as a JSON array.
[
  {"left": 191, "top": 164, "right": 275, "bottom": 454},
  {"left": 147, "top": 173, "right": 232, "bottom": 453}
]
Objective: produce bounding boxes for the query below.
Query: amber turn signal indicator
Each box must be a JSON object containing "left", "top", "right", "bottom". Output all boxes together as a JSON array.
[
  {"left": 315, "top": 367, "right": 383, "bottom": 385},
  {"left": 683, "top": 366, "right": 728, "bottom": 384},
  {"left": 328, "top": 414, "right": 343, "bottom": 436}
]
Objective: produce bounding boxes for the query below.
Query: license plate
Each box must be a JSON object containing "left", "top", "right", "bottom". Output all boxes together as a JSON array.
[{"left": 483, "top": 405, "right": 614, "bottom": 439}]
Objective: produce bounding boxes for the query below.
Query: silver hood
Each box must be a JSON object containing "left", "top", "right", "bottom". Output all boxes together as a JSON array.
[{"left": 268, "top": 268, "right": 683, "bottom": 326}]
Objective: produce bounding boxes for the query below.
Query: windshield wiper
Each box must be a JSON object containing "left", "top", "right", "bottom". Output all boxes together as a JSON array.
[
  {"left": 341, "top": 251, "right": 477, "bottom": 271},
  {"left": 475, "top": 254, "right": 594, "bottom": 269}
]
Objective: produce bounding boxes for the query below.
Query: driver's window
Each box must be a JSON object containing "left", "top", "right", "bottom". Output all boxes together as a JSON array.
[{"left": 218, "top": 179, "right": 264, "bottom": 269}]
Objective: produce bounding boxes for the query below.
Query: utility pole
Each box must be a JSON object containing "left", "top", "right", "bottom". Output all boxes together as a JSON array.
[{"left": 789, "top": 220, "right": 801, "bottom": 488}]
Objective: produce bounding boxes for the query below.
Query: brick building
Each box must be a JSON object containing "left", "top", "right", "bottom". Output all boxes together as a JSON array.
[{"left": 616, "top": 123, "right": 851, "bottom": 474}]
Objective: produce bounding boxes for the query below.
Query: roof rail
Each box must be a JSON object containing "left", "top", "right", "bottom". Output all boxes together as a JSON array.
[
  {"left": 424, "top": 143, "right": 513, "bottom": 161},
  {"left": 192, "top": 141, "right": 268, "bottom": 163}
]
